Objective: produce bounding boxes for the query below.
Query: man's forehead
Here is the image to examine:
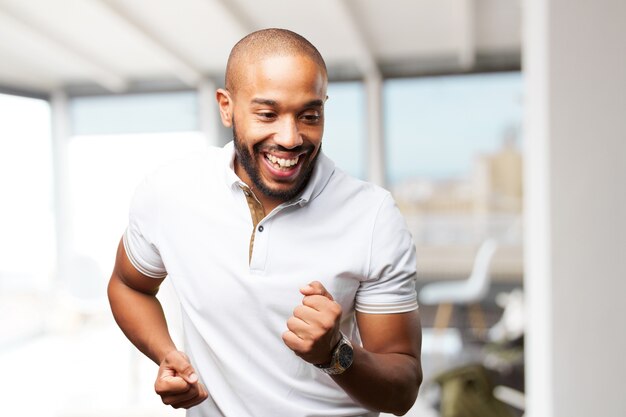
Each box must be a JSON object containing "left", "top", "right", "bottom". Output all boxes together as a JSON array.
[{"left": 231, "top": 54, "right": 327, "bottom": 93}]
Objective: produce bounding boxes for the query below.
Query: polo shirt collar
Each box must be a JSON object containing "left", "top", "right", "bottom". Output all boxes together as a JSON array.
[
  {"left": 295, "top": 149, "right": 335, "bottom": 205},
  {"left": 220, "top": 141, "right": 335, "bottom": 206},
  {"left": 222, "top": 141, "right": 242, "bottom": 188}
]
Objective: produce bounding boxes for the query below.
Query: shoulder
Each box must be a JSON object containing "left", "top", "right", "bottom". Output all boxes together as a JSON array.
[
  {"left": 326, "top": 166, "right": 392, "bottom": 210},
  {"left": 322, "top": 164, "right": 410, "bottom": 240}
]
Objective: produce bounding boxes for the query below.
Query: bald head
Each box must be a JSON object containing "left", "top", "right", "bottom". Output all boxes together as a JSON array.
[{"left": 225, "top": 28, "right": 327, "bottom": 93}]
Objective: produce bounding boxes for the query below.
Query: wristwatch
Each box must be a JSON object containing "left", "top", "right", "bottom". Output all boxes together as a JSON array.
[{"left": 315, "top": 333, "right": 354, "bottom": 375}]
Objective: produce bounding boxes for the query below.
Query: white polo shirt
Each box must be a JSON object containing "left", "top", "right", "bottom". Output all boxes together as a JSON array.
[{"left": 123, "top": 142, "right": 418, "bottom": 417}]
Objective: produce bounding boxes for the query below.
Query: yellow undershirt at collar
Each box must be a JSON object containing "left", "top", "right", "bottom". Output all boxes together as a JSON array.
[{"left": 239, "top": 185, "right": 265, "bottom": 263}]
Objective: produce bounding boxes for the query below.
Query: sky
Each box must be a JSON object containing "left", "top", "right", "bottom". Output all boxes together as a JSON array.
[
  {"left": 384, "top": 72, "right": 523, "bottom": 182},
  {"left": 323, "top": 72, "right": 523, "bottom": 184},
  {"left": 0, "top": 93, "right": 54, "bottom": 287}
]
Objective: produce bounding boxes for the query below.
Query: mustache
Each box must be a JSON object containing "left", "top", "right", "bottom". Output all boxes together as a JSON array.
[{"left": 254, "top": 143, "right": 315, "bottom": 154}]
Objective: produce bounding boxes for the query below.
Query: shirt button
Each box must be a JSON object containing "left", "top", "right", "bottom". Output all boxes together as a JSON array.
[{"left": 258, "top": 225, "right": 264, "bottom": 232}]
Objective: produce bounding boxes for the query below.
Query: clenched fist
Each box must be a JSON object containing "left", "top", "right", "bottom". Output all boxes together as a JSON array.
[
  {"left": 155, "top": 350, "right": 208, "bottom": 409},
  {"left": 282, "top": 281, "right": 342, "bottom": 365}
]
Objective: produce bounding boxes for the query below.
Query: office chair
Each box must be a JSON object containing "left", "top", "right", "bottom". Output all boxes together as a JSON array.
[{"left": 419, "top": 239, "right": 499, "bottom": 334}]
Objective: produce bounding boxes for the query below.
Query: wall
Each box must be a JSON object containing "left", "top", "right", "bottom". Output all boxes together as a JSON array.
[{"left": 524, "top": 1, "right": 626, "bottom": 416}]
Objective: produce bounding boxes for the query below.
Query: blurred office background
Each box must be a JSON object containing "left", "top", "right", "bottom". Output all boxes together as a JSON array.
[{"left": 0, "top": 1, "right": 624, "bottom": 416}]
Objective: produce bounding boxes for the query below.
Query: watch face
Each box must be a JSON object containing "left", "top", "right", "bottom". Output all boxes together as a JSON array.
[{"left": 338, "top": 344, "right": 354, "bottom": 369}]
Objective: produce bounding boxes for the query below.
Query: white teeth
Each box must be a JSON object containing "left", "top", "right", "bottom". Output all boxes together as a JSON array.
[{"left": 266, "top": 154, "right": 299, "bottom": 168}]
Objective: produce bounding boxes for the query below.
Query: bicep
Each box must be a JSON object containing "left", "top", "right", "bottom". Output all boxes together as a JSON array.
[
  {"left": 111, "top": 237, "right": 164, "bottom": 296},
  {"left": 356, "top": 310, "right": 422, "bottom": 359}
]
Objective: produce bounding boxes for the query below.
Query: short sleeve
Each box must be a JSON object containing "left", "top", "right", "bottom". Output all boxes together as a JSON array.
[
  {"left": 122, "top": 176, "right": 168, "bottom": 279},
  {"left": 355, "top": 193, "right": 418, "bottom": 314}
]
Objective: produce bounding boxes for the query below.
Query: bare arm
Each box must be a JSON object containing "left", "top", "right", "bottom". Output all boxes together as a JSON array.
[
  {"left": 108, "top": 238, "right": 208, "bottom": 409},
  {"left": 108, "top": 238, "right": 174, "bottom": 363},
  {"left": 332, "top": 310, "right": 422, "bottom": 415},
  {"left": 283, "top": 282, "right": 422, "bottom": 416}
]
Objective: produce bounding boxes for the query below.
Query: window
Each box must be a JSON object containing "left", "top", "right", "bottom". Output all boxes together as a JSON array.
[
  {"left": 67, "top": 91, "right": 206, "bottom": 276},
  {"left": 385, "top": 72, "right": 522, "bottom": 184},
  {"left": 323, "top": 81, "right": 366, "bottom": 179},
  {"left": 384, "top": 72, "right": 523, "bottom": 277},
  {"left": 71, "top": 91, "right": 198, "bottom": 135},
  {"left": 0, "top": 93, "right": 54, "bottom": 291}
]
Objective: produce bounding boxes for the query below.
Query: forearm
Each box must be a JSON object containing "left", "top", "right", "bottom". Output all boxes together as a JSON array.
[
  {"left": 332, "top": 346, "right": 422, "bottom": 415},
  {"left": 108, "top": 273, "right": 176, "bottom": 364}
]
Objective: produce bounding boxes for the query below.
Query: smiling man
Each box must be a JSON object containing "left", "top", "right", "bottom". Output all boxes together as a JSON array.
[{"left": 108, "top": 29, "right": 422, "bottom": 417}]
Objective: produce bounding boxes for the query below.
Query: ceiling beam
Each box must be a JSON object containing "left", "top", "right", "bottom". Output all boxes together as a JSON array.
[
  {"left": 334, "top": 0, "right": 380, "bottom": 78},
  {"left": 210, "top": 0, "right": 256, "bottom": 34},
  {"left": 333, "top": 1, "right": 384, "bottom": 188},
  {"left": 458, "top": 0, "right": 476, "bottom": 69},
  {"left": 0, "top": 82, "right": 50, "bottom": 100},
  {"left": 0, "top": 5, "right": 127, "bottom": 92},
  {"left": 96, "top": 0, "right": 205, "bottom": 87},
  {"left": 0, "top": 40, "right": 59, "bottom": 92}
]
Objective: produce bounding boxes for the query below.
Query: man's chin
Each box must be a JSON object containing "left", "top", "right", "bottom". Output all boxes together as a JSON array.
[
  {"left": 257, "top": 180, "right": 302, "bottom": 201},
  {"left": 242, "top": 147, "right": 319, "bottom": 202}
]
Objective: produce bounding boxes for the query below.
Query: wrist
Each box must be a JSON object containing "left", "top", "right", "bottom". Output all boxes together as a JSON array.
[
  {"left": 154, "top": 345, "right": 178, "bottom": 365},
  {"left": 316, "top": 333, "right": 343, "bottom": 367},
  {"left": 315, "top": 332, "right": 354, "bottom": 375}
]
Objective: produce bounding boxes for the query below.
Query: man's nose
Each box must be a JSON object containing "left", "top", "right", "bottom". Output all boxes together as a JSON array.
[{"left": 274, "top": 118, "right": 303, "bottom": 149}]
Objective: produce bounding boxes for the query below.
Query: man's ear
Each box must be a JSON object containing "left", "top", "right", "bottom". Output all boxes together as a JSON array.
[{"left": 216, "top": 88, "right": 233, "bottom": 128}]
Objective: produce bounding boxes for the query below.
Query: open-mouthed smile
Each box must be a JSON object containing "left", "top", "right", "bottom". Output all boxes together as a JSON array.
[{"left": 261, "top": 150, "right": 306, "bottom": 179}]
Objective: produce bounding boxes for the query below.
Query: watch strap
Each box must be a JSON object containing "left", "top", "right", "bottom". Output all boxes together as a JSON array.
[{"left": 314, "top": 332, "right": 353, "bottom": 375}]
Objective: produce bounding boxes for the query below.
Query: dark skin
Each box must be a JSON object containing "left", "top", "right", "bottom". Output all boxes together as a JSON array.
[
  {"left": 108, "top": 240, "right": 208, "bottom": 409},
  {"left": 285, "top": 282, "right": 423, "bottom": 414},
  {"left": 108, "top": 51, "right": 422, "bottom": 415}
]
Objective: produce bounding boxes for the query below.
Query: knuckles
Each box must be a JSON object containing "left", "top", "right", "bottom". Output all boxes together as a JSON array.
[
  {"left": 318, "top": 320, "right": 333, "bottom": 333},
  {"left": 286, "top": 316, "right": 299, "bottom": 332},
  {"left": 299, "top": 338, "right": 315, "bottom": 353},
  {"left": 329, "top": 301, "right": 342, "bottom": 317},
  {"left": 283, "top": 287, "right": 342, "bottom": 364},
  {"left": 179, "top": 364, "right": 194, "bottom": 376}
]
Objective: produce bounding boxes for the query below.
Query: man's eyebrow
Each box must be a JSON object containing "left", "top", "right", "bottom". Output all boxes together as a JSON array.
[
  {"left": 249, "top": 98, "right": 324, "bottom": 108},
  {"left": 303, "top": 99, "right": 324, "bottom": 109},
  {"left": 250, "top": 98, "right": 277, "bottom": 106}
]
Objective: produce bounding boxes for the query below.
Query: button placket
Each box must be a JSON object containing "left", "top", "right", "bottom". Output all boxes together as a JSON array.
[
  {"left": 250, "top": 218, "right": 270, "bottom": 272},
  {"left": 250, "top": 202, "right": 302, "bottom": 272},
  {"left": 238, "top": 184, "right": 266, "bottom": 264},
  {"left": 237, "top": 184, "right": 301, "bottom": 272}
]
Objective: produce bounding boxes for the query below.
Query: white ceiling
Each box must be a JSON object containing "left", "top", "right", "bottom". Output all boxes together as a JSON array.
[{"left": 0, "top": 0, "right": 521, "bottom": 96}]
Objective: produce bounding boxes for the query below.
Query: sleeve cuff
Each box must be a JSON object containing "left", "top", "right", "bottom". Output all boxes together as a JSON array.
[
  {"left": 123, "top": 229, "right": 168, "bottom": 279},
  {"left": 355, "top": 297, "right": 418, "bottom": 314}
]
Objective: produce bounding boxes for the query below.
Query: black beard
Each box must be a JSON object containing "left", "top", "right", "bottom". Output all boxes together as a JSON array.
[{"left": 232, "top": 121, "right": 320, "bottom": 202}]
